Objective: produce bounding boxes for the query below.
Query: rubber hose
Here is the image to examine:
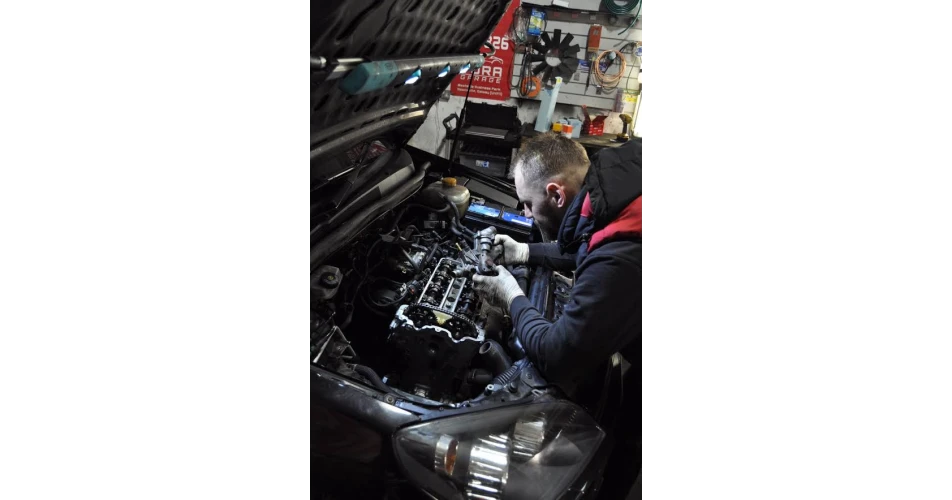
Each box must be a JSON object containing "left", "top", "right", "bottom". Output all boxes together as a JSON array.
[
  {"left": 508, "top": 334, "right": 527, "bottom": 361},
  {"left": 467, "top": 368, "right": 493, "bottom": 386},
  {"left": 602, "top": 0, "right": 640, "bottom": 15},
  {"left": 455, "top": 220, "right": 475, "bottom": 241},
  {"left": 445, "top": 197, "right": 462, "bottom": 221},
  {"left": 450, "top": 216, "right": 476, "bottom": 241},
  {"left": 422, "top": 241, "right": 440, "bottom": 268},
  {"left": 480, "top": 340, "right": 513, "bottom": 376},
  {"left": 436, "top": 194, "right": 476, "bottom": 239},
  {"left": 352, "top": 364, "right": 396, "bottom": 395},
  {"left": 447, "top": 224, "right": 473, "bottom": 251},
  {"left": 458, "top": 221, "right": 476, "bottom": 240}
]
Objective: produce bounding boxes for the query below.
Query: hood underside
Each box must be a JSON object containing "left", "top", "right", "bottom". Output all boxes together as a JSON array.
[
  {"left": 311, "top": 1, "right": 513, "bottom": 270},
  {"left": 311, "top": 0, "right": 512, "bottom": 165}
]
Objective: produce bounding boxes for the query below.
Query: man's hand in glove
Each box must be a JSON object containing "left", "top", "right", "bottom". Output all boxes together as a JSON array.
[
  {"left": 489, "top": 234, "right": 529, "bottom": 266},
  {"left": 472, "top": 265, "right": 525, "bottom": 310}
]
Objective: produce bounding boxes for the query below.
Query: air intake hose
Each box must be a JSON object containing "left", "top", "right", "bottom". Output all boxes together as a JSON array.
[
  {"left": 467, "top": 368, "right": 493, "bottom": 386},
  {"left": 480, "top": 339, "right": 513, "bottom": 376}
]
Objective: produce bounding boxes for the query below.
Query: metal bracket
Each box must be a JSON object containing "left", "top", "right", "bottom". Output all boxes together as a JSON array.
[{"left": 442, "top": 113, "right": 459, "bottom": 137}]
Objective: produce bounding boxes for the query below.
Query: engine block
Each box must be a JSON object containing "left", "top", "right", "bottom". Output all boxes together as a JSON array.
[{"left": 387, "top": 258, "right": 484, "bottom": 401}]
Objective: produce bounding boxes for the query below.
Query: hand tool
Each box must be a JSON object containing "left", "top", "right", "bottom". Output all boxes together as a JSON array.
[{"left": 584, "top": 24, "right": 602, "bottom": 94}]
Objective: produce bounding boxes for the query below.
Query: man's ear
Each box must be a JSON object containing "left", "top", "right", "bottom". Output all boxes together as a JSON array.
[{"left": 545, "top": 182, "right": 567, "bottom": 207}]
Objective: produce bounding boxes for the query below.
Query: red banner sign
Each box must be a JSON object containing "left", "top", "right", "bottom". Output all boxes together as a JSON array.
[{"left": 450, "top": 0, "right": 519, "bottom": 101}]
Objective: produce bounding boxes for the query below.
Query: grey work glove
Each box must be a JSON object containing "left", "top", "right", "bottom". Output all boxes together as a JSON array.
[
  {"left": 489, "top": 234, "right": 529, "bottom": 266},
  {"left": 472, "top": 265, "right": 526, "bottom": 310}
]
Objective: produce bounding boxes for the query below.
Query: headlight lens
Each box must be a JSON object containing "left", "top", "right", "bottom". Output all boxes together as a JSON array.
[{"left": 393, "top": 402, "right": 605, "bottom": 500}]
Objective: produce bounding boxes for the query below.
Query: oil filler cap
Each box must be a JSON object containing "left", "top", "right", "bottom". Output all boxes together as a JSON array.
[
  {"left": 313, "top": 265, "right": 343, "bottom": 302},
  {"left": 319, "top": 272, "right": 338, "bottom": 288}
]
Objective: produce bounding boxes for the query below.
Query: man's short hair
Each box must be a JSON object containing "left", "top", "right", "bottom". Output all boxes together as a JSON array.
[{"left": 512, "top": 132, "right": 589, "bottom": 189}]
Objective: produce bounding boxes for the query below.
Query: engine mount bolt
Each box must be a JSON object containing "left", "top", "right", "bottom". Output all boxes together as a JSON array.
[
  {"left": 484, "top": 384, "right": 495, "bottom": 395},
  {"left": 508, "top": 382, "right": 518, "bottom": 393}
]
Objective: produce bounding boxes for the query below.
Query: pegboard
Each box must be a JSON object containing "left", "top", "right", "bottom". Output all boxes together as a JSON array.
[{"left": 510, "top": 14, "right": 641, "bottom": 111}]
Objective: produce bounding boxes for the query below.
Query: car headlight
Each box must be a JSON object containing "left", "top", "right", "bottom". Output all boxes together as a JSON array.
[{"left": 393, "top": 401, "right": 605, "bottom": 500}]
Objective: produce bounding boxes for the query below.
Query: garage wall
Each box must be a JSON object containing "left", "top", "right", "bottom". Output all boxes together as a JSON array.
[
  {"left": 409, "top": 13, "right": 642, "bottom": 158},
  {"left": 509, "top": 18, "right": 641, "bottom": 110}
]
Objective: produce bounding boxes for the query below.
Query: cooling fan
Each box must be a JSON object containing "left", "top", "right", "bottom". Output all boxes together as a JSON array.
[{"left": 526, "top": 29, "right": 581, "bottom": 86}]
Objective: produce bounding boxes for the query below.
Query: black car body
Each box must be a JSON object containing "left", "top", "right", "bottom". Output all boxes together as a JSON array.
[{"left": 312, "top": 2, "right": 628, "bottom": 498}]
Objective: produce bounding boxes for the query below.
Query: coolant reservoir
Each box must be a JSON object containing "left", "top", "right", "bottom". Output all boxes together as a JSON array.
[{"left": 420, "top": 177, "right": 470, "bottom": 216}]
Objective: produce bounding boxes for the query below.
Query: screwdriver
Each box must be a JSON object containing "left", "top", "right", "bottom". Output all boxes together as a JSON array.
[{"left": 584, "top": 24, "right": 602, "bottom": 94}]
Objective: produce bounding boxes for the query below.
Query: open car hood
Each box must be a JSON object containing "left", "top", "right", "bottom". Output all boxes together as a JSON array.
[
  {"left": 311, "top": 0, "right": 511, "bottom": 167},
  {"left": 311, "top": 0, "right": 513, "bottom": 271}
]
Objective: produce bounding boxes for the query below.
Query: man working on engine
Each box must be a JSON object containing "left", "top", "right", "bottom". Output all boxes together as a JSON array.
[
  {"left": 472, "top": 133, "right": 642, "bottom": 498},
  {"left": 472, "top": 133, "right": 642, "bottom": 394}
]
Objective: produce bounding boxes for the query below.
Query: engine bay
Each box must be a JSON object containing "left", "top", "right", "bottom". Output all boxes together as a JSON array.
[
  {"left": 311, "top": 193, "right": 533, "bottom": 406},
  {"left": 387, "top": 257, "right": 490, "bottom": 400}
]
